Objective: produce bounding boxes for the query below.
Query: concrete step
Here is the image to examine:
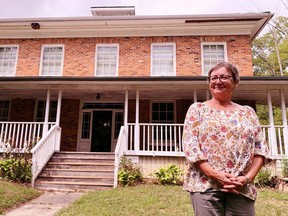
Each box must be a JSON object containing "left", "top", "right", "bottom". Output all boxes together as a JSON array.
[
  {"left": 35, "top": 180, "right": 113, "bottom": 191},
  {"left": 34, "top": 151, "right": 115, "bottom": 191},
  {"left": 41, "top": 168, "right": 114, "bottom": 177}
]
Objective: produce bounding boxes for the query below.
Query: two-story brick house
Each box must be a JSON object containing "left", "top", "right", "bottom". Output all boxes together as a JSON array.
[{"left": 0, "top": 7, "right": 287, "bottom": 189}]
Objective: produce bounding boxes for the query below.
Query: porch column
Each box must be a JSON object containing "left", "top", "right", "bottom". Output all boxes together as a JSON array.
[
  {"left": 193, "top": 89, "right": 197, "bottom": 103},
  {"left": 124, "top": 89, "right": 128, "bottom": 152},
  {"left": 280, "top": 89, "right": 288, "bottom": 155},
  {"left": 56, "top": 87, "right": 62, "bottom": 127},
  {"left": 206, "top": 89, "right": 210, "bottom": 101},
  {"left": 267, "top": 90, "right": 277, "bottom": 156},
  {"left": 134, "top": 88, "right": 140, "bottom": 152},
  {"left": 43, "top": 89, "right": 51, "bottom": 136}
]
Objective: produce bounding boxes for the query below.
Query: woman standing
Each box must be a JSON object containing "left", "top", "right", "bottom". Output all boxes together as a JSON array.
[{"left": 182, "top": 62, "right": 270, "bottom": 216}]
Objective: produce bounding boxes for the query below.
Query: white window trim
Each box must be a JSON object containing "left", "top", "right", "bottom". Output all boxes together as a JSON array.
[
  {"left": 201, "top": 42, "right": 228, "bottom": 76},
  {"left": 39, "top": 44, "right": 65, "bottom": 76},
  {"left": 94, "top": 44, "right": 119, "bottom": 77},
  {"left": 0, "top": 45, "right": 19, "bottom": 77},
  {"left": 150, "top": 43, "right": 176, "bottom": 77}
]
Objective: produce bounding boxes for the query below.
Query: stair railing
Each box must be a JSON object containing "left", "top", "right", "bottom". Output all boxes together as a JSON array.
[
  {"left": 114, "top": 126, "right": 126, "bottom": 188},
  {"left": 31, "top": 125, "right": 62, "bottom": 187}
]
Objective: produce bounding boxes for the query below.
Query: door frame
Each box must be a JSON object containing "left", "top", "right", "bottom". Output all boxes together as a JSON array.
[{"left": 77, "top": 101, "right": 123, "bottom": 152}]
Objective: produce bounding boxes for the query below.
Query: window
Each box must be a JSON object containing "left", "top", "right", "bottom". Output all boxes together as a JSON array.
[
  {"left": 81, "top": 112, "right": 91, "bottom": 139},
  {"left": 114, "top": 112, "right": 123, "bottom": 139},
  {"left": 0, "top": 46, "right": 18, "bottom": 76},
  {"left": 35, "top": 101, "right": 57, "bottom": 122},
  {"left": 95, "top": 44, "right": 119, "bottom": 76},
  {"left": 40, "top": 45, "right": 64, "bottom": 76},
  {"left": 152, "top": 102, "right": 174, "bottom": 123},
  {"left": 202, "top": 43, "right": 227, "bottom": 75},
  {"left": 151, "top": 43, "right": 176, "bottom": 76},
  {"left": 0, "top": 101, "right": 10, "bottom": 121}
]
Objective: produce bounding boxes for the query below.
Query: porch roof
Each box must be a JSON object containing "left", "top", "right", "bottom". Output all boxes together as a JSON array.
[{"left": 0, "top": 76, "right": 287, "bottom": 106}]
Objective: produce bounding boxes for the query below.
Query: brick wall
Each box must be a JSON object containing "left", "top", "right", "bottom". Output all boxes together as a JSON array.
[
  {"left": 0, "top": 35, "right": 253, "bottom": 77},
  {"left": 59, "top": 99, "right": 80, "bottom": 151}
]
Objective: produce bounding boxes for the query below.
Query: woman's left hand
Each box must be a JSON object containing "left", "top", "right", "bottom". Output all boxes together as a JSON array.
[{"left": 221, "top": 176, "right": 247, "bottom": 194}]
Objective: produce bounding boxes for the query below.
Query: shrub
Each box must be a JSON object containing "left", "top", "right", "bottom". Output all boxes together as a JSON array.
[
  {"left": 117, "top": 156, "right": 142, "bottom": 186},
  {"left": 153, "top": 164, "right": 183, "bottom": 185},
  {"left": 282, "top": 159, "right": 288, "bottom": 178},
  {"left": 0, "top": 152, "right": 32, "bottom": 183},
  {"left": 255, "top": 168, "right": 271, "bottom": 187}
]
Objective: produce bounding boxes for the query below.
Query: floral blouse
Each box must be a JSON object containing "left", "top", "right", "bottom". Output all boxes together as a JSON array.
[{"left": 182, "top": 102, "right": 270, "bottom": 200}]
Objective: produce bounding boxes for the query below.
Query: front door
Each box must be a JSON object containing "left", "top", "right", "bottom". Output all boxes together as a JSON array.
[{"left": 91, "top": 110, "right": 112, "bottom": 152}]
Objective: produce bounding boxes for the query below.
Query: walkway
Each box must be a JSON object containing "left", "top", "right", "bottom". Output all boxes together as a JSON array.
[{"left": 3, "top": 191, "right": 84, "bottom": 216}]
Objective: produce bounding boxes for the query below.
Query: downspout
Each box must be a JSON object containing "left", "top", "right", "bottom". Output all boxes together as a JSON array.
[
  {"left": 280, "top": 89, "right": 288, "bottom": 156},
  {"left": 267, "top": 90, "right": 277, "bottom": 157}
]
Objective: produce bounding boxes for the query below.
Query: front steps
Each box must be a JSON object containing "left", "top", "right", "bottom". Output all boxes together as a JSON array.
[{"left": 34, "top": 151, "right": 115, "bottom": 191}]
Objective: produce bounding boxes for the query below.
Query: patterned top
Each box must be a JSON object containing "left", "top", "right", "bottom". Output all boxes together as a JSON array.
[{"left": 182, "top": 102, "right": 270, "bottom": 200}]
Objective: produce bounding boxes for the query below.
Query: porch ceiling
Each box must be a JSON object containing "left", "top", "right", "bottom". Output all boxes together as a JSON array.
[{"left": 0, "top": 76, "right": 287, "bottom": 106}]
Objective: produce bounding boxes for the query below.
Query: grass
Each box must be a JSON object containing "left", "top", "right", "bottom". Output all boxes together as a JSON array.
[
  {"left": 0, "top": 179, "right": 42, "bottom": 215},
  {"left": 56, "top": 185, "right": 288, "bottom": 216}
]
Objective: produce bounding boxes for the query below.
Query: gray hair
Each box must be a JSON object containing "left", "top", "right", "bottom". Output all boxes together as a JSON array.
[{"left": 208, "top": 62, "right": 240, "bottom": 84}]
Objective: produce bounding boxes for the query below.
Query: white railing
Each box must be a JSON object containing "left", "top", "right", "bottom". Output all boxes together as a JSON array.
[
  {"left": 127, "top": 123, "right": 288, "bottom": 158},
  {"left": 31, "top": 125, "right": 61, "bottom": 187},
  {"left": 0, "top": 122, "right": 55, "bottom": 153},
  {"left": 261, "top": 125, "right": 288, "bottom": 159},
  {"left": 114, "top": 126, "right": 126, "bottom": 188},
  {"left": 127, "top": 123, "right": 184, "bottom": 156}
]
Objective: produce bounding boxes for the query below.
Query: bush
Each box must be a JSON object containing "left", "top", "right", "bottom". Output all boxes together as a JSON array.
[
  {"left": 0, "top": 152, "right": 32, "bottom": 183},
  {"left": 153, "top": 164, "right": 183, "bottom": 185},
  {"left": 282, "top": 159, "right": 288, "bottom": 178},
  {"left": 255, "top": 168, "right": 271, "bottom": 187},
  {"left": 117, "top": 156, "right": 142, "bottom": 186}
]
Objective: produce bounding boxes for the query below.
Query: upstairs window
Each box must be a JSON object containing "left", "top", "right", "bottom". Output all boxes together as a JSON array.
[
  {"left": 151, "top": 43, "right": 176, "bottom": 76},
  {"left": 0, "top": 46, "right": 18, "bottom": 76},
  {"left": 95, "top": 44, "right": 119, "bottom": 76},
  {"left": 202, "top": 43, "right": 227, "bottom": 75},
  {"left": 0, "top": 100, "right": 10, "bottom": 121},
  {"left": 40, "top": 45, "right": 64, "bottom": 76}
]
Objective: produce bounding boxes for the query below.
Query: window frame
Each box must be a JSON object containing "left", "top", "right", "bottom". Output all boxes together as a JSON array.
[
  {"left": 94, "top": 44, "right": 119, "bottom": 77},
  {"left": 34, "top": 100, "right": 58, "bottom": 122},
  {"left": 150, "top": 43, "right": 176, "bottom": 77},
  {"left": 0, "top": 45, "right": 19, "bottom": 77},
  {"left": 39, "top": 44, "right": 65, "bottom": 76},
  {"left": 201, "top": 42, "right": 227, "bottom": 76}
]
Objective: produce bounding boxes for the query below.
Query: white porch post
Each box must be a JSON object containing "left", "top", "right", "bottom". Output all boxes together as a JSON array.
[
  {"left": 280, "top": 89, "right": 288, "bottom": 155},
  {"left": 206, "top": 89, "right": 210, "bottom": 101},
  {"left": 124, "top": 89, "right": 128, "bottom": 152},
  {"left": 56, "top": 87, "right": 62, "bottom": 127},
  {"left": 43, "top": 89, "right": 51, "bottom": 136},
  {"left": 267, "top": 90, "right": 277, "bottom": 156},
  {"left": 55, "top": 87, "right": 62, "bottom": 151},
  {"left": 134, "top": 88, "right": 140, "bottom": 152},
  {"left": 193, "top": 89, "right": 197, "bottom": 103}
]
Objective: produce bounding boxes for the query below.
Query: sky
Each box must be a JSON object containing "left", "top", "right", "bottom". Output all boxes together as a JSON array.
[{"left": 0, "top": 0, "right": 287, "bottom": 19}]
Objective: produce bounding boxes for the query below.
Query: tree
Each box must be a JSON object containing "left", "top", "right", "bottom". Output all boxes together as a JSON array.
[{"left": 252, "top": 16, "right": 288, "bottom": 76}]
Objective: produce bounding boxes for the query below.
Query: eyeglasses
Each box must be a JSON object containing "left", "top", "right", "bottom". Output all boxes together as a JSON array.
[{"left": 209, "top": 75, "right": 233, "bottom": 83}]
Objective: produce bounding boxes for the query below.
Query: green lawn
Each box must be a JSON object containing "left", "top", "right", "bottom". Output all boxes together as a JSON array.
[
  {"left": 56, "top": 185, "right": 288, "bottom": 216},
  {"left": 0, "top": 179, "right": 42, "bottom": 214}
]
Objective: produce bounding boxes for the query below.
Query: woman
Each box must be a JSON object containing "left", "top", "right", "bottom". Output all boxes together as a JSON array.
[{"left": 182, "top": 62, "right": 270, "bottom": 216}]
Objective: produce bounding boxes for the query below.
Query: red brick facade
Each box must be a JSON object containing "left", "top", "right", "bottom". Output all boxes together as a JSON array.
[{"left": 0, "top": 35, "right": 253, "bottom": 77}]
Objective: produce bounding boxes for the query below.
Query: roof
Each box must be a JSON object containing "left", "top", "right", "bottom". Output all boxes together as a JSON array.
[{"left": 0, "top": 12, "right": 273, "bottom": 40}]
